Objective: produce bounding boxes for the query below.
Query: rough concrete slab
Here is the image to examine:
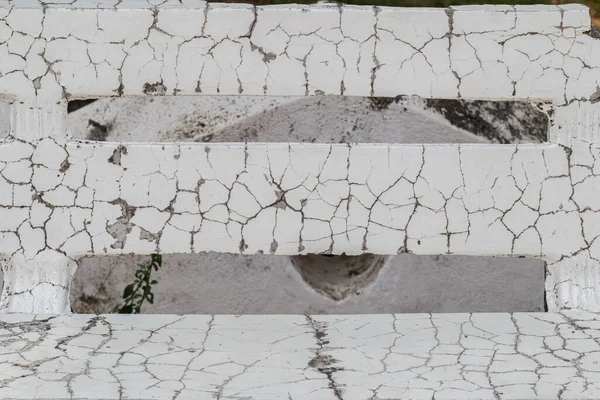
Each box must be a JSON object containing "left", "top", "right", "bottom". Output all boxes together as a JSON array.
[{"left": 73, "top": 253, "right": 544, "bottom": 314}]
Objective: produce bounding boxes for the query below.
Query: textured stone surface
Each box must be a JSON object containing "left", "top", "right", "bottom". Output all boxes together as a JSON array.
[
  {"left": 0, "top": 2, "right": 599, "bottom": 313},
  {"left": 2, "top": 311, "right": 600, "bottom": 399}
]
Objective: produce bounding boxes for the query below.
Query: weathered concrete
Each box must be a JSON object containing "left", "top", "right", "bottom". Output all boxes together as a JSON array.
[
  {"left": 72, "top": 253, "right": 544, "bottom": 315},
  {"left": 0, "top": 2, "right": 599, "bottom": 314},
  {"left": 63, "top": 96, "right": 545, "bottom": 314},
  {"left": 2, "top": 311, "right": 600, "bottom": 399}
]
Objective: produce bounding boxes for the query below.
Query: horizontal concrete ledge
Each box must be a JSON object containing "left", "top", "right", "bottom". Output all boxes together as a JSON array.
[
  {"left": 2, "top": 311, "right": 600, "bottom": 399},
  {"left": 0, "top": 1, "right": 596, "bottom": 102},
  {"left": 0, "top": 1, "right": 590, "bottom": 13},
  {"left": 0, "top": 140, "right": 577, "bottom": 259}
]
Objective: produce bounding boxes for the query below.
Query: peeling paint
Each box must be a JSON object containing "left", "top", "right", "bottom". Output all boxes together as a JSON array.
[
  {"left": 591, "top": 86, "right": 600, "bottom": 103},
  {"left": 142, "top": 82, "right": 167, "bottom": 96}
]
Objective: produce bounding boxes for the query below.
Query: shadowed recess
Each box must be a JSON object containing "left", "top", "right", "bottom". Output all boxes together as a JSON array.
[{"left": 65, "top": 96, "right": 549, "bottom": 144}]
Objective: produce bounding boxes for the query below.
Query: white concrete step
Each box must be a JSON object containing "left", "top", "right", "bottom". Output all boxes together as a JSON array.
[{"left": 1, "top": 312, "right": 599, "bottom": 400}]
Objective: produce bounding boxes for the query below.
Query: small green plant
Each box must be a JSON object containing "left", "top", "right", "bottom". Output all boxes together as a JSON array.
[{"left": 113, "top": 254, "right": 162, "bottom": 314}]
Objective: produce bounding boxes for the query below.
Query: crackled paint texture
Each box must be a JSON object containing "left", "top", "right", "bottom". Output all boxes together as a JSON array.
[
  {"left": 0, "top": 2, "right": 599, "bottom": 313},
  {"left": 0, "top": 1, "right": 597, "bottom": 102},
  {"left": 2, "top": 311, "right": 600, "bottom": 399}
]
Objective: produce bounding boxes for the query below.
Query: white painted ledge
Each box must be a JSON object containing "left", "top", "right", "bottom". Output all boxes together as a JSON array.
[
  {"left": 0, "top": 2, "right": 597, "bottom": 103},
  {"left": 1, "top": 311, "right": 600, "bottom": 399}
]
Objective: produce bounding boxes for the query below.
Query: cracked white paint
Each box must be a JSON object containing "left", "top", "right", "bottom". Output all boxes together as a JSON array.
[
  {"left": 1, "top": 311, "right": 600, "bottom": 399},
  {"left": 0, "top": 2, "right": 598, "bottom": 313},
  {"left": 0, "top": 1, "right": 596, "bottom": 103}
]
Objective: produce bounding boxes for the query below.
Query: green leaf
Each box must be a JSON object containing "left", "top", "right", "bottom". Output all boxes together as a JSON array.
[
  {"left": 118, "top": 305, "right": 133, "bottom": 314},
  {"left": 113, "top": 254, "right": 164, "bottom": 314},
  {"left": 123, "top": 284, "right": 134, "bottom": 299},
  {"left": 152, "top": 254, "right": 162, "bottom": 270}
]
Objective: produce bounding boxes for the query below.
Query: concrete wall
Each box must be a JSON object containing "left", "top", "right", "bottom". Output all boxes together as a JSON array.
[
  {"left": 54, "top": 96, "right": 544, "bottom": 314},
  {"left": 2, "top": 2, "right": 599, "bottom": 315}
]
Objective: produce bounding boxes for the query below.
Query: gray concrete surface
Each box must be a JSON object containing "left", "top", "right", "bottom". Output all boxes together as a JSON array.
[{"left": 0, "top": 96, "right": 546, "bottom": 314}]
